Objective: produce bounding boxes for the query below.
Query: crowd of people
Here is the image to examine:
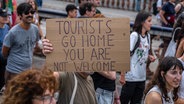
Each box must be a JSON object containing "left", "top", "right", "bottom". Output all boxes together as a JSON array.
[
  {"left": 64, "top": 0, "right": 167, "bottom": 12},
  {"left": 0, "top": 0, "right": 184, "bottom": 104}
]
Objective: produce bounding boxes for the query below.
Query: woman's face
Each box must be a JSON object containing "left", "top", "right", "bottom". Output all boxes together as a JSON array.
[
  {"left": 32, "top": 89, "right": 56, "bottom": 104},
  {"left": 163, "top": 66, "right": 182, "bottom": 91},
  {"left": 27, "top": 0, "right": 36, "bottom": 9},
  {"left": 142, "top": 16, "right": 152, "bottom": 31}
]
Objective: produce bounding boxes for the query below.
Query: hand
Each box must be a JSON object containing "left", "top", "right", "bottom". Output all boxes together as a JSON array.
[
  {"left": 114, "top": 98, "right": 121, "bottom": 104},
  {"left": 119, "top": 74, "right": 126, "bottom": 85},
  {"left": 42, "top": 39, "right": 54, "bottom": 54},
  {"left": 164, "top": 22, "right": 171, "bottom": 27},
  {"left": 148, "top": 55, "right": 156, "bottom": 62}
]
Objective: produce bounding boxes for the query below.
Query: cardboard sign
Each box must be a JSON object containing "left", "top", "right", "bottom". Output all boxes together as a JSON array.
[{"left": 46, "top": 18, "right": 130, "bottom": 72}]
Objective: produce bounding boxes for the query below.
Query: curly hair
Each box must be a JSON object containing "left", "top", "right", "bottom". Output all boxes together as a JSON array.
[
  {"left": 2, "top": 69, "right": 58, "bottom": 104},
  {"left": 144, "top": 57, "right": 183, "bottom": 102}
]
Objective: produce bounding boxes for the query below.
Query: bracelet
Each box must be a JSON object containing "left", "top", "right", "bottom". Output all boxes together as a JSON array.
[{"left": 114, "top": 98, "right": 120, "bottom": 100}]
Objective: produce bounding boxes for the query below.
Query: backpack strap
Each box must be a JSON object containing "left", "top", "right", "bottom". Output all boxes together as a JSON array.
[
  {"left": 147, "top": 33, "right": 153, "bottom": 55},
  {"left": 130, "top": 33, "right": 151, "bottom": 56},
  {"left": 172, "top": 27, "right": 181, "bottom": 41},
  {"left": 70, "top": 73, "right": 78, "bottom": 104},
  {"left": 130, "top": 33, "right": 140, "bottom": 56}
]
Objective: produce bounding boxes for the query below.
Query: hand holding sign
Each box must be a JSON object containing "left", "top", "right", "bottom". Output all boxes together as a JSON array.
[{"left": 46, "top": 18, "right": 130, "bottom": 72}]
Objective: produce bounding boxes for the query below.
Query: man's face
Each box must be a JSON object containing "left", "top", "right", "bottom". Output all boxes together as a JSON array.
[
  {"left": 20, "top": 9, "right": 35, "bottom": 24},
  {"left": 68, "top": 9, "right": 77, "bottom": 18},
  {"left": 86, "top": 7, "right": 96, "bottom": 17},
  {"left": 0, "top": 16, "right": 8, "bottom": 24}
]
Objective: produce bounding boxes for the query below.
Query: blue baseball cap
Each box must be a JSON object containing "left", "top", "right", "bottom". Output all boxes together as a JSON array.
[{"left": 0, "top": 9, "right": 8, "bottom": 17}]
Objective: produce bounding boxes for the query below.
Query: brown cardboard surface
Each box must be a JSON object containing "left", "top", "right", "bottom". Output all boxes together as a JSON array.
[{"left": 46, "top": 18, "right": 130, "bottom": 72}]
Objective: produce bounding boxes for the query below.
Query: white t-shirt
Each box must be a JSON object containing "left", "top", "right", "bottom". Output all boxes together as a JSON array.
[
  {"left": 125, "top": 32, "right": 150, "bottom": 81},
  {"left": 157, "top": 0, "right": 162, "bottom": 8}
]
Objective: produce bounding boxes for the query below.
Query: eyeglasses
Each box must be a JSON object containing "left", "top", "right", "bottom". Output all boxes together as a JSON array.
[
  {"left": 24, "top": 10, "right": 35, "bottom": 15},
  {"left": 33, "top": 93, "right": 58, "bottom": 104}
]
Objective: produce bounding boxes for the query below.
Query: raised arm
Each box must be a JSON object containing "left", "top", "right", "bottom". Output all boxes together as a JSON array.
[
  {"left": 98, "top": 71, "right": 116, "bottom": 80},
  {"left": 42, "top": 39, "right": 54, "bottom": 54},
  {"left": 176, "top": 39, "right": 184, "bottom": 58}
]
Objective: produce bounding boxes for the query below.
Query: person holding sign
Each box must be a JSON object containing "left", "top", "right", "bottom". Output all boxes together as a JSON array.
[
  {"left": 119, "top": 11, "right": 155, "bottom": 104},
  {"left": 90, "top": 14, "right": 119, "bottom": 104},
  {"left": 42, "top": 39, "right": 97, "bottom": 104},
  {"left": 2, "top": 3, "right": 40, "bottom": 85}
]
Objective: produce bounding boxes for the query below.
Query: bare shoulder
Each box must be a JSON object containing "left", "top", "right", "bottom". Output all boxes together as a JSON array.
[
  {"left": 53, "top": 72, "right": 60, "bottom": 79},
  {"left": 145, "top": 91, "right": 162, "bottom": 104}
]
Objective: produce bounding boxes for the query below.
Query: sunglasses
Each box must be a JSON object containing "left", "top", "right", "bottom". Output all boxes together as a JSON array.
[{"left": 24, "top": 10, "right": 35, "bottom": 15}]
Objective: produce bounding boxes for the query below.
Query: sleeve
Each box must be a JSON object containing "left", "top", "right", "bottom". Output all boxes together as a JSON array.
[
  {"left": 148, "top": 33, "right": 151, "bottom": 50},
  {"left": 161, "top": 3, "right": 167, "bottom": 12},
  {"left": 33, "top": 24, "right": 40, "bottom": 41},
  {"left": 3, "top": 31, "right": 13, "bottom": 48},
  {"left": 36, "top": 25, "right": 40, "bottom": 41},
  {"left": 130, "top": 32, "right": 139, "bottom": 51},
  {"left": 58, "top": 72, "right": 67, "bottom": 90}
]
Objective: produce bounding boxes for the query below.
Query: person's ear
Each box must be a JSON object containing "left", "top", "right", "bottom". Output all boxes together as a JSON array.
[{"left": 161, "top": 71, "right": 165, "bottom": 78}]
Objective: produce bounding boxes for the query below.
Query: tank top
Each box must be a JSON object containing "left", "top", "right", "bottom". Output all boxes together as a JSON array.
[{"left": 145, "top": 85, "right": 174, "bottom": 104}]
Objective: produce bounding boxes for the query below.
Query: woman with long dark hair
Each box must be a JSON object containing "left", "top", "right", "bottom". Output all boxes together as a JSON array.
[
  {"left": 119, "top": 11, "right": 155, "bottom": 104},
  {"left": 144, "top": 56, "right": 183, "bottom": 104}
]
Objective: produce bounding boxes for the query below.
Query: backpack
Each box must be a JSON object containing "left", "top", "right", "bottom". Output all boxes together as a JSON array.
[{"left": 130, "top": 33, "right": 150, "bottom": 56}]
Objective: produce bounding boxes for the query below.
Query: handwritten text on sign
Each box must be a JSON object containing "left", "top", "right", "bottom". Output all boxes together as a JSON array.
[{"left": 46, "top": 18, "right": 130, "bottom": 72}]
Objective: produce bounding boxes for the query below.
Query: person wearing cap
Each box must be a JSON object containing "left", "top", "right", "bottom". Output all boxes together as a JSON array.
[
  {"left": 2, "top": 3, "right": 40, "bottom": 85},
  {"left": 0, "top": 8, "right": 9, "bottom": 93},
  {"left": 65, "top": 4, "right": 77, "bottom": 18}
]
